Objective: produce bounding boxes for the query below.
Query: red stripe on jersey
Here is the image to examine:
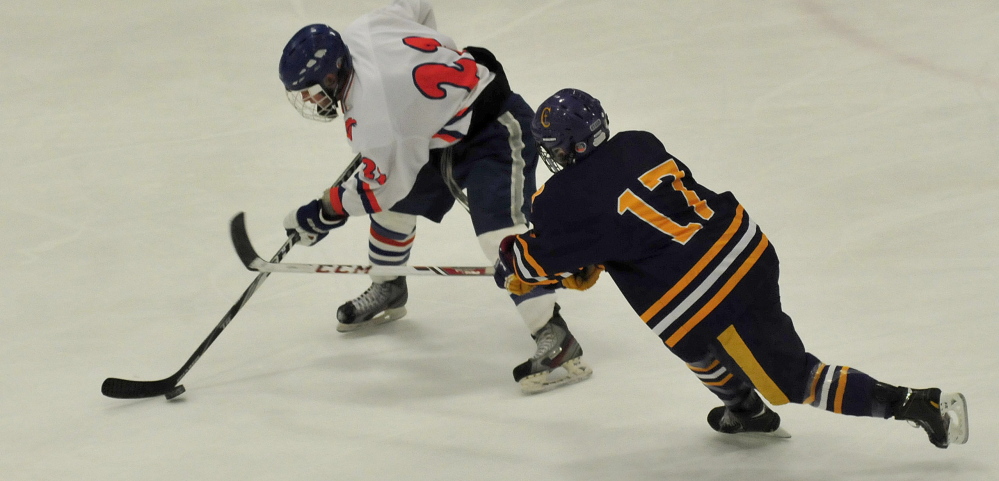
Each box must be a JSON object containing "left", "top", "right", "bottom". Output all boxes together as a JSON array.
[
  {"left": 433, "top": 132, "right": 460, "bottom": 143},
  {"left": 327, "top": 186, "right": 347, "bottom": 216}
]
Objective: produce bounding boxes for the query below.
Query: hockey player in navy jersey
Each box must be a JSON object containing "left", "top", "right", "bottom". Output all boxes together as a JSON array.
[
  {"left": 494, "top": 88, "right": 969, "bottom": 447},
  {"left": 276, "top": 0, "right": 591, "bottom": 393}
]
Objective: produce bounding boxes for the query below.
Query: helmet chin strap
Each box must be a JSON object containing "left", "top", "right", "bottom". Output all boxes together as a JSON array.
[{"left": 334, "top": 69, "right": 355, "bottom": 112}]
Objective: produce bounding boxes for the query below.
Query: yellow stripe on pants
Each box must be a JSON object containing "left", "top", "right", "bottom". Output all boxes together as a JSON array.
[{"left": 717, "top": 325, "right": 790, "bottom": 406}]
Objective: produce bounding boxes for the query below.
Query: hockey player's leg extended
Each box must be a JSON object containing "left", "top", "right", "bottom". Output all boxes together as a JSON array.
[
  {"left": 477, "top": 225, "right": 592, "bottom": 394},
  {"left": 337, "top": 213, "right": 415, "bottom": 332}
]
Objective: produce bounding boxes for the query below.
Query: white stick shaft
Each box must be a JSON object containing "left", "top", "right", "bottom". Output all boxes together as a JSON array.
[{"left": 247, "top": 257, "right": 494, "bottom": 276}]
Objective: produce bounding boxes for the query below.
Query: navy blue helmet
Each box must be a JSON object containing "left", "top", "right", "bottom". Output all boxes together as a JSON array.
[
  {"left": 279, "top": 24, "right": 353, "bottom": 121},
  {"left": 531, "top": 88, "right": 610, "bottom": 172}
]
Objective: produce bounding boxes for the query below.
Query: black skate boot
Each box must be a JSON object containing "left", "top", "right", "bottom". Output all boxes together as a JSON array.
[
  {"left": 513, "top": 304, "right": 592, "bottom": 394},
  {"left": 883, "top": 385, "right": 969, "bottom": 448},
  {"left": 707, "top": 391, "right": 789, "bottom": 437},
  {"left": 336, "top": 277, "right": 408, "bottom": 332}
]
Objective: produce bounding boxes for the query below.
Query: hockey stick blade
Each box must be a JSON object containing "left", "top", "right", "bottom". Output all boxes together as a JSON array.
[
  {"left": 103, "top": 224, "right": 297, "bottom": 400},
  {"left": 102, "top": 376, "right": 181, "bottom": 399},
  {"left": 231, "top": 211, "right": 266, "bottom": 268},
  {"left": 103, "top": 157, "right": 364, "bottom": 401},
  {"left": 230, "top": 212, "right": 494, "bottom": 277}
]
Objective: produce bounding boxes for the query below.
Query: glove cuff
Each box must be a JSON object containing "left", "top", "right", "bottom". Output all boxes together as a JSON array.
[{"left": 318, "top": 207, "right": 345, "bottom": 226}]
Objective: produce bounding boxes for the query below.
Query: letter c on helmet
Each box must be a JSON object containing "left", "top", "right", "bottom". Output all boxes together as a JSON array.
[{"left": 540, "top": 107, "right": 552, "bottom": 128}]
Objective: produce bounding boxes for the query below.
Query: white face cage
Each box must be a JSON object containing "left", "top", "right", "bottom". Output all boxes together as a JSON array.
[{"left": 285, "top": 83, "right": 338, "bottom": 122}]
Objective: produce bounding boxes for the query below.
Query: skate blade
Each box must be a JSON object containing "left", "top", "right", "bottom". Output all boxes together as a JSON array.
[
  {"left": 519, "top": 357, "right": 593, "bottom": 394},
  {"left": 719, "top": 426, "right": 792, "bottom": 440},
  {"left": 940, "top": 392, "right": 969, "bottom": 446},
  {"left": 755, "top": 426, "right": 792, "bottom": 439},
  {"left": 337, "top": 307, "right": 407, "bottom": 333}
]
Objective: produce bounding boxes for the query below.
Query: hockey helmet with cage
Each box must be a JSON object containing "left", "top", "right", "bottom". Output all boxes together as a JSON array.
[
  {"left": 279, "top": 24, "right": 353, "bottom": 121},
  {"left": 531, "top": 88, "right": 610, "bottom": 172}
]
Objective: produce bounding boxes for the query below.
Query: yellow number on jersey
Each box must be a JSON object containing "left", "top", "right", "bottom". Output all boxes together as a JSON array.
[{"left": 617, "top": 159, "right": 714, "bottom": 245}]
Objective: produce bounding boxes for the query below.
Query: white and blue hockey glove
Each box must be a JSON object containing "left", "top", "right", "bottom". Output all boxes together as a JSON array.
[{"left": 283, "top": 199, "right": 346, "bottom": 246}]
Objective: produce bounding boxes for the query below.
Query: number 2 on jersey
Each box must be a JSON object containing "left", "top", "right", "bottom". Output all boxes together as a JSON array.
[
  {"left": 617, "top": 158, "right": 714, "bottom": 244},
  {"left": 403, "top": 36, "right": 479, "bottom": 100}
]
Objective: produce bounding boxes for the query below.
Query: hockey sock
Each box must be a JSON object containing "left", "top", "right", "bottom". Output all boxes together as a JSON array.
[
  {"left": 367, "top": 216, "right": 415, "bottom": 282},
  {"left": 512, "top": 288, "right": 558, "bottom": 334},
  {"left": 687, "top": 355, "right": 756, "bottom": 410},
  {"left": 803, "top": 362, "right": 884, "bottom": 417}
]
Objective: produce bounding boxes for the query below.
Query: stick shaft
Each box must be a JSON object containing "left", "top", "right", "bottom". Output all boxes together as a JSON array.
[{"left": 101, "top": 236, "right": 296, "bottom": 399}]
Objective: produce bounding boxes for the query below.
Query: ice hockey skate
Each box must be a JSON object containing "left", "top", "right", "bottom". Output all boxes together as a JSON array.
[
  {"left": 336, "top": 277, "right": 408, "bottom": 332},
  {"left": 513, "top": 305, "right": 593, "bottom": 394},
  {"left": 893, "top": 388, "right": 969, "bottom": 448},
  {"left": 707, "top": 392, "right": 791, "bottom": 438}
]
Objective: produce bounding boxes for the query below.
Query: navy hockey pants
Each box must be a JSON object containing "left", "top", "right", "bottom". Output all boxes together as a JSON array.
[
  {"left": 670, "top": 243, "right": 883, "bottom": 417},
  {"left": 391, "top": 93, "right": 538, "bottom": 235}
]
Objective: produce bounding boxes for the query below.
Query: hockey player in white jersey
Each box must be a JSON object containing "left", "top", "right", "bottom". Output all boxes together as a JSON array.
[{"left": 278, "top": 0, "right": 592, "bottom": 393}]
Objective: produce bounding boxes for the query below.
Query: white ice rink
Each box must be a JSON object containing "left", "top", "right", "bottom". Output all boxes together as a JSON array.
[{"left": 3, "top": 1, "right": 997, "bottom": 479}]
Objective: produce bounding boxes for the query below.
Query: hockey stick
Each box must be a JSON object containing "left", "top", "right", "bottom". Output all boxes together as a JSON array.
[
  {"left": 231, "top": 211, "right": 494, "bottom": 277},
  {"left": 101, "top": 235, "right": 297, "bottom": 399},
  {"left": 102, "top": 154, "right": 364, "bottom": 400}
]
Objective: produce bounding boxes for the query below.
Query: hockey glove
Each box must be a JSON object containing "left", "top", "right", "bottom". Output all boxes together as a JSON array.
[
  {"left": 283, "top": 199, "right": 346, "bottom": 246},
  {"left": 560, "top": 264, "right": 604, "bottom": 291},
  {"left": 494, "top": 235, "right": 538, "bottom": 296}
]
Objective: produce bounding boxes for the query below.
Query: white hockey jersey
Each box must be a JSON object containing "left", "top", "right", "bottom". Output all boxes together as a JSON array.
[{"left": 324, "top": 0, "right": 497, "bottom": 217}]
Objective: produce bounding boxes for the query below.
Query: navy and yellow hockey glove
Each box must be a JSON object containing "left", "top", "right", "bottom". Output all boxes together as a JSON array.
[{"left": 561, "top": 264, "right": 604, "bottom": 291}]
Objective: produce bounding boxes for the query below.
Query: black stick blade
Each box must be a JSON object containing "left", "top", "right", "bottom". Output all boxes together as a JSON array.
[
  {"left": 230, "top": 212, "right": 263, "bottom": 270},
  {"left": 101, "top": 377, "right": 179, "bottom": 399},
  {"left": 164, "top": 385, "right": 186, "bottom": 400}
]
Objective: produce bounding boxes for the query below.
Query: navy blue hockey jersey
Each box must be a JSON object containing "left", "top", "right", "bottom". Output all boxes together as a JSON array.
[{"left": 509, "top": 131, "right": 770, "bottom": 348}]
